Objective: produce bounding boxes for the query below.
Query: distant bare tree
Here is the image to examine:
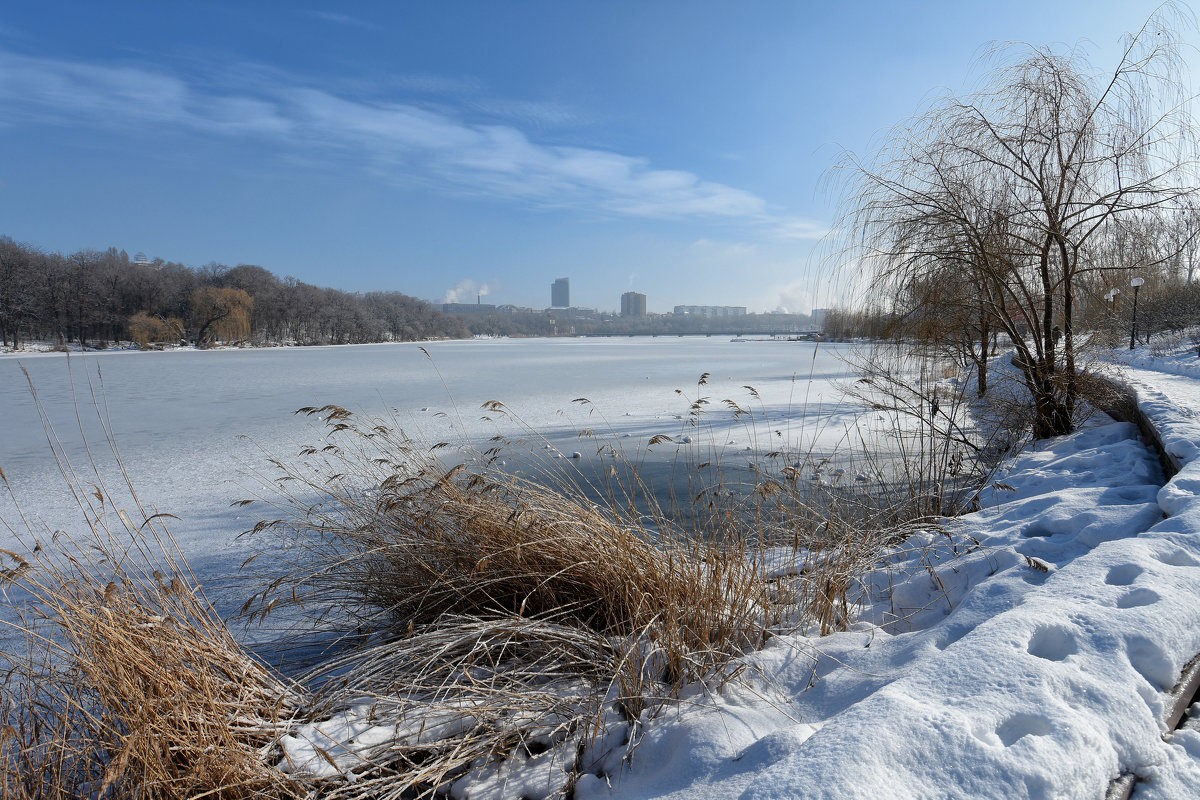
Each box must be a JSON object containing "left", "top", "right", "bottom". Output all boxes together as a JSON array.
[
  {"left": 128, "top": 311, "right": 185, "bottom": 348},
  {"left": 0, "top": 237, "right": 38, "bottom": 348},
  {"left": 190, "top": 287, "right": 253, "bottom": 347},
  {"left": 836, "top": 7, "right": 1200, "bottom": 438},
  {"left": 63, "top": 249, "right": 106, "bottom": 347}
]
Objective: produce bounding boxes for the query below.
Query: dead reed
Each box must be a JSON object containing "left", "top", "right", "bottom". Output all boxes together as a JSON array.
[
  {"left": 0, "top": 367, "right": 304, "bottom": 799},
  {"left": 0, "top": 534, "right": 303, "bottom": 799},
  {"left": 226, "top": 402, "right": 796, "bottom": 795},
  {"left": 244, "top": 403, "right": 778, "bottom": 692}
]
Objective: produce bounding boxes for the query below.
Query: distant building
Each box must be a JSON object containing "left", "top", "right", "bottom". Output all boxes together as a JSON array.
[
  {"left": 621, "top": 291, "right": 647, "bottom": 317},
  {"left": 551, "top": 277, "right": 570, "bottom": 308},
  {"left": 810, "top": 308, "right": 829, "bottom": 329},
  {"left": 673, "top": 305, "right": 747, "bottom": 318},
  {"left": 442, "top": 302, "right": 497, "bottom": 315}
]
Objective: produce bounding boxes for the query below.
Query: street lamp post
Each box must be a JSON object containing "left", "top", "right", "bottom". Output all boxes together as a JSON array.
[
  {"left": 1129, "top": 277, "right": 1145, "bottom": 350},
  {"left": 1107, "top": 287, "right": 1119, "bottom": 312}
]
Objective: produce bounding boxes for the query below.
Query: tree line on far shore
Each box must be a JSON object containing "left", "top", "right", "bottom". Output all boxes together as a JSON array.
[{"left": 0, "top": 238, "right": 469, "bottom": 349}]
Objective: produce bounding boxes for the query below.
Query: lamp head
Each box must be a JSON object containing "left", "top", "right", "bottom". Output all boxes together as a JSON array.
[{"left": 1131, "top": 277, "right": 1145, "bottom": 288}]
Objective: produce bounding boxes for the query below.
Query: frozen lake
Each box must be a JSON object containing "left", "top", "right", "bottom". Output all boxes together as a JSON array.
[{"left": 1, "top": 337, "right": 865, "bottom": 604}]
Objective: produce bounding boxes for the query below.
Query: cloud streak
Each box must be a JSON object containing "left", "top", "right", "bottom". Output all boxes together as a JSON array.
[
  {"left": 302, "top": 10, "right": 384, "bottom": 33},
  {"left": 0, "top": 49, "right": 820, "bottom": 229}
]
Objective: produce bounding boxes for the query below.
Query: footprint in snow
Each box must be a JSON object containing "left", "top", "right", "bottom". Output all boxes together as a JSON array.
[
  {"left": 1105, "top": 564, "right": 1144, "bottom": 586},
  {"left": 1116, "top": 587, "right": 1160, "bottom": 609},
  {"left": 995, "top": 714, "right": 1054, "bottom": 747},
  {"left": 1157, "top": 549, "right": 1200, "bottom": 568},
  {"left": 1126, "top": 635, "right": 1176, "bottom": 692},
  {"left": 1026, "top": 625, "right": 1077, "bottom": 662}
]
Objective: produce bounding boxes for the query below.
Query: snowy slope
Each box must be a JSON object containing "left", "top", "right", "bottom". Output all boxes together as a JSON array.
[{"left": 573, "top": 357, "right": 1200, "bottom": 800}]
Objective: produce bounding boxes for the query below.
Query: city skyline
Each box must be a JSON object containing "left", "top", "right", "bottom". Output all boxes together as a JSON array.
[
  {"left": 446, "top": 281, "right": 762, "bottom": 319},
  {"left": 0, "top": 1, "right": 1182, "bottom": 314}
]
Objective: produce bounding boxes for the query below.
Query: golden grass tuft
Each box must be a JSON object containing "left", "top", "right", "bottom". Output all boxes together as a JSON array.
[
  {"left": 0, "top": 370, "right": 305, "bottom": 799},
  {"left": 1, "top": 516, "right": 305, "bottom": 799},
  {"left": 246, "top": 406, "right": 779, "bottom": 696},
  {"left": 229, "top": 405, "right": 801, "bottom": 793}
]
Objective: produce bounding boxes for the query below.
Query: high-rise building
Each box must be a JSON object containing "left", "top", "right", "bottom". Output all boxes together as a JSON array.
[
  {"left": 621, "top": 291, "right": 647, "bottom": 317},
  {"left": 551, "top": 277, "right": 570, "bottom": 308}
]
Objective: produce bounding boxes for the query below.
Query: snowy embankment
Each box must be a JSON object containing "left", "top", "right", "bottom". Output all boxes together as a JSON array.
[{"left": 568, "top": 362, "right": 1200, "bottom": 799}]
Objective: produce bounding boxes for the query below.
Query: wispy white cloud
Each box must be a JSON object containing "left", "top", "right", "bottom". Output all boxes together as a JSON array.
[
  {"left": 688, "top": 238, "right": 759, "bottom": 258},
  {"left": 0, "top": 51, "right": 292, "bottom": 134},
  {"left": 386, "top": 73, "right": 486, "bottom": 96},
  {"left": 773, "top": 218, "right": 831, "bottom": 241},
  {"left": 0, "top": 48, "right": 798, "bottom": 226},
  {"left": 289, "top": 88, "right": 480, "bottom": 152},
  {"left": 468, "top": 97, "right": 590, "bottom": 129},
  {"left": 303, "top": 10, "right": 382, "bottom": 33}
]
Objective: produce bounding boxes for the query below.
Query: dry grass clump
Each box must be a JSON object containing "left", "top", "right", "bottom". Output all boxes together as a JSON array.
[
  {"left": 230, "top": 405, "right": 793, "bottom": 794},
  {"left": 0, "top": 378, "right": 305, "bottom": 800},
  {"left": 0, "top": 520, "right": 304, "bottom": 800},
  {"left": 246, "top": 405, "right": 776, "bottom": 694},
  {"left": 280, "top": 617, "right": 625, "bottom": 798}
]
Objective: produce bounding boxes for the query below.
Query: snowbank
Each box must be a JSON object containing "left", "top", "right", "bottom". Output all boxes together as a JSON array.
[
  {"left": 578, "top": 415, "right": 1200, "bottom": 800},
  {"left": 283, "top": 406, "right": 1200, "bottom": 799},
  {"left": 550, "top": 331, "right": 1200, "bottom": 800}
]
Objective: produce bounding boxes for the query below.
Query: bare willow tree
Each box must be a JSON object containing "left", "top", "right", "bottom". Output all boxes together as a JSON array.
[
  {"left": 886, "top": 219, "right": 1004, "bottom": 396},
  {"left": 836, "top": 8, "right": 1200, "bottom": 438},
  {"left": 190, "top": 286, "right": 253, "bottom": 347}
]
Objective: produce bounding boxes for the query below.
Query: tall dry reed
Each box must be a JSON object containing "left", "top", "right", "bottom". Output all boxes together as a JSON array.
[{"left": 0, "top": 366, "right": 304, "bottom": 799}]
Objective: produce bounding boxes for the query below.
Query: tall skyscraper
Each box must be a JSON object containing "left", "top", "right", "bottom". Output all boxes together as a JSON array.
[
  {"left": 551, "top": 277, "right": 570, "bottom": 308},
  {"left": 621, "top": 291, "right": 647, "bottom": 317}
]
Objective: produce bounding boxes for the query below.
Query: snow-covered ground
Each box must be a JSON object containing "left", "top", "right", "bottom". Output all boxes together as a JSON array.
[{"left": 564, "top": 348, "right": 1200, "bottom": 800}]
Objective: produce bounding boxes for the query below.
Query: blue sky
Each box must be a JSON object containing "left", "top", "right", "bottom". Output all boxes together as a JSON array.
[{"left": 0, "top": 1, "right": 1186, "bottom": 313}]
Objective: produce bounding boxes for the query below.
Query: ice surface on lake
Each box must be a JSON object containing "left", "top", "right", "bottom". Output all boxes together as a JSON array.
[{"left": 0, "top": 338, "right": 861, "bottom": 594}]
